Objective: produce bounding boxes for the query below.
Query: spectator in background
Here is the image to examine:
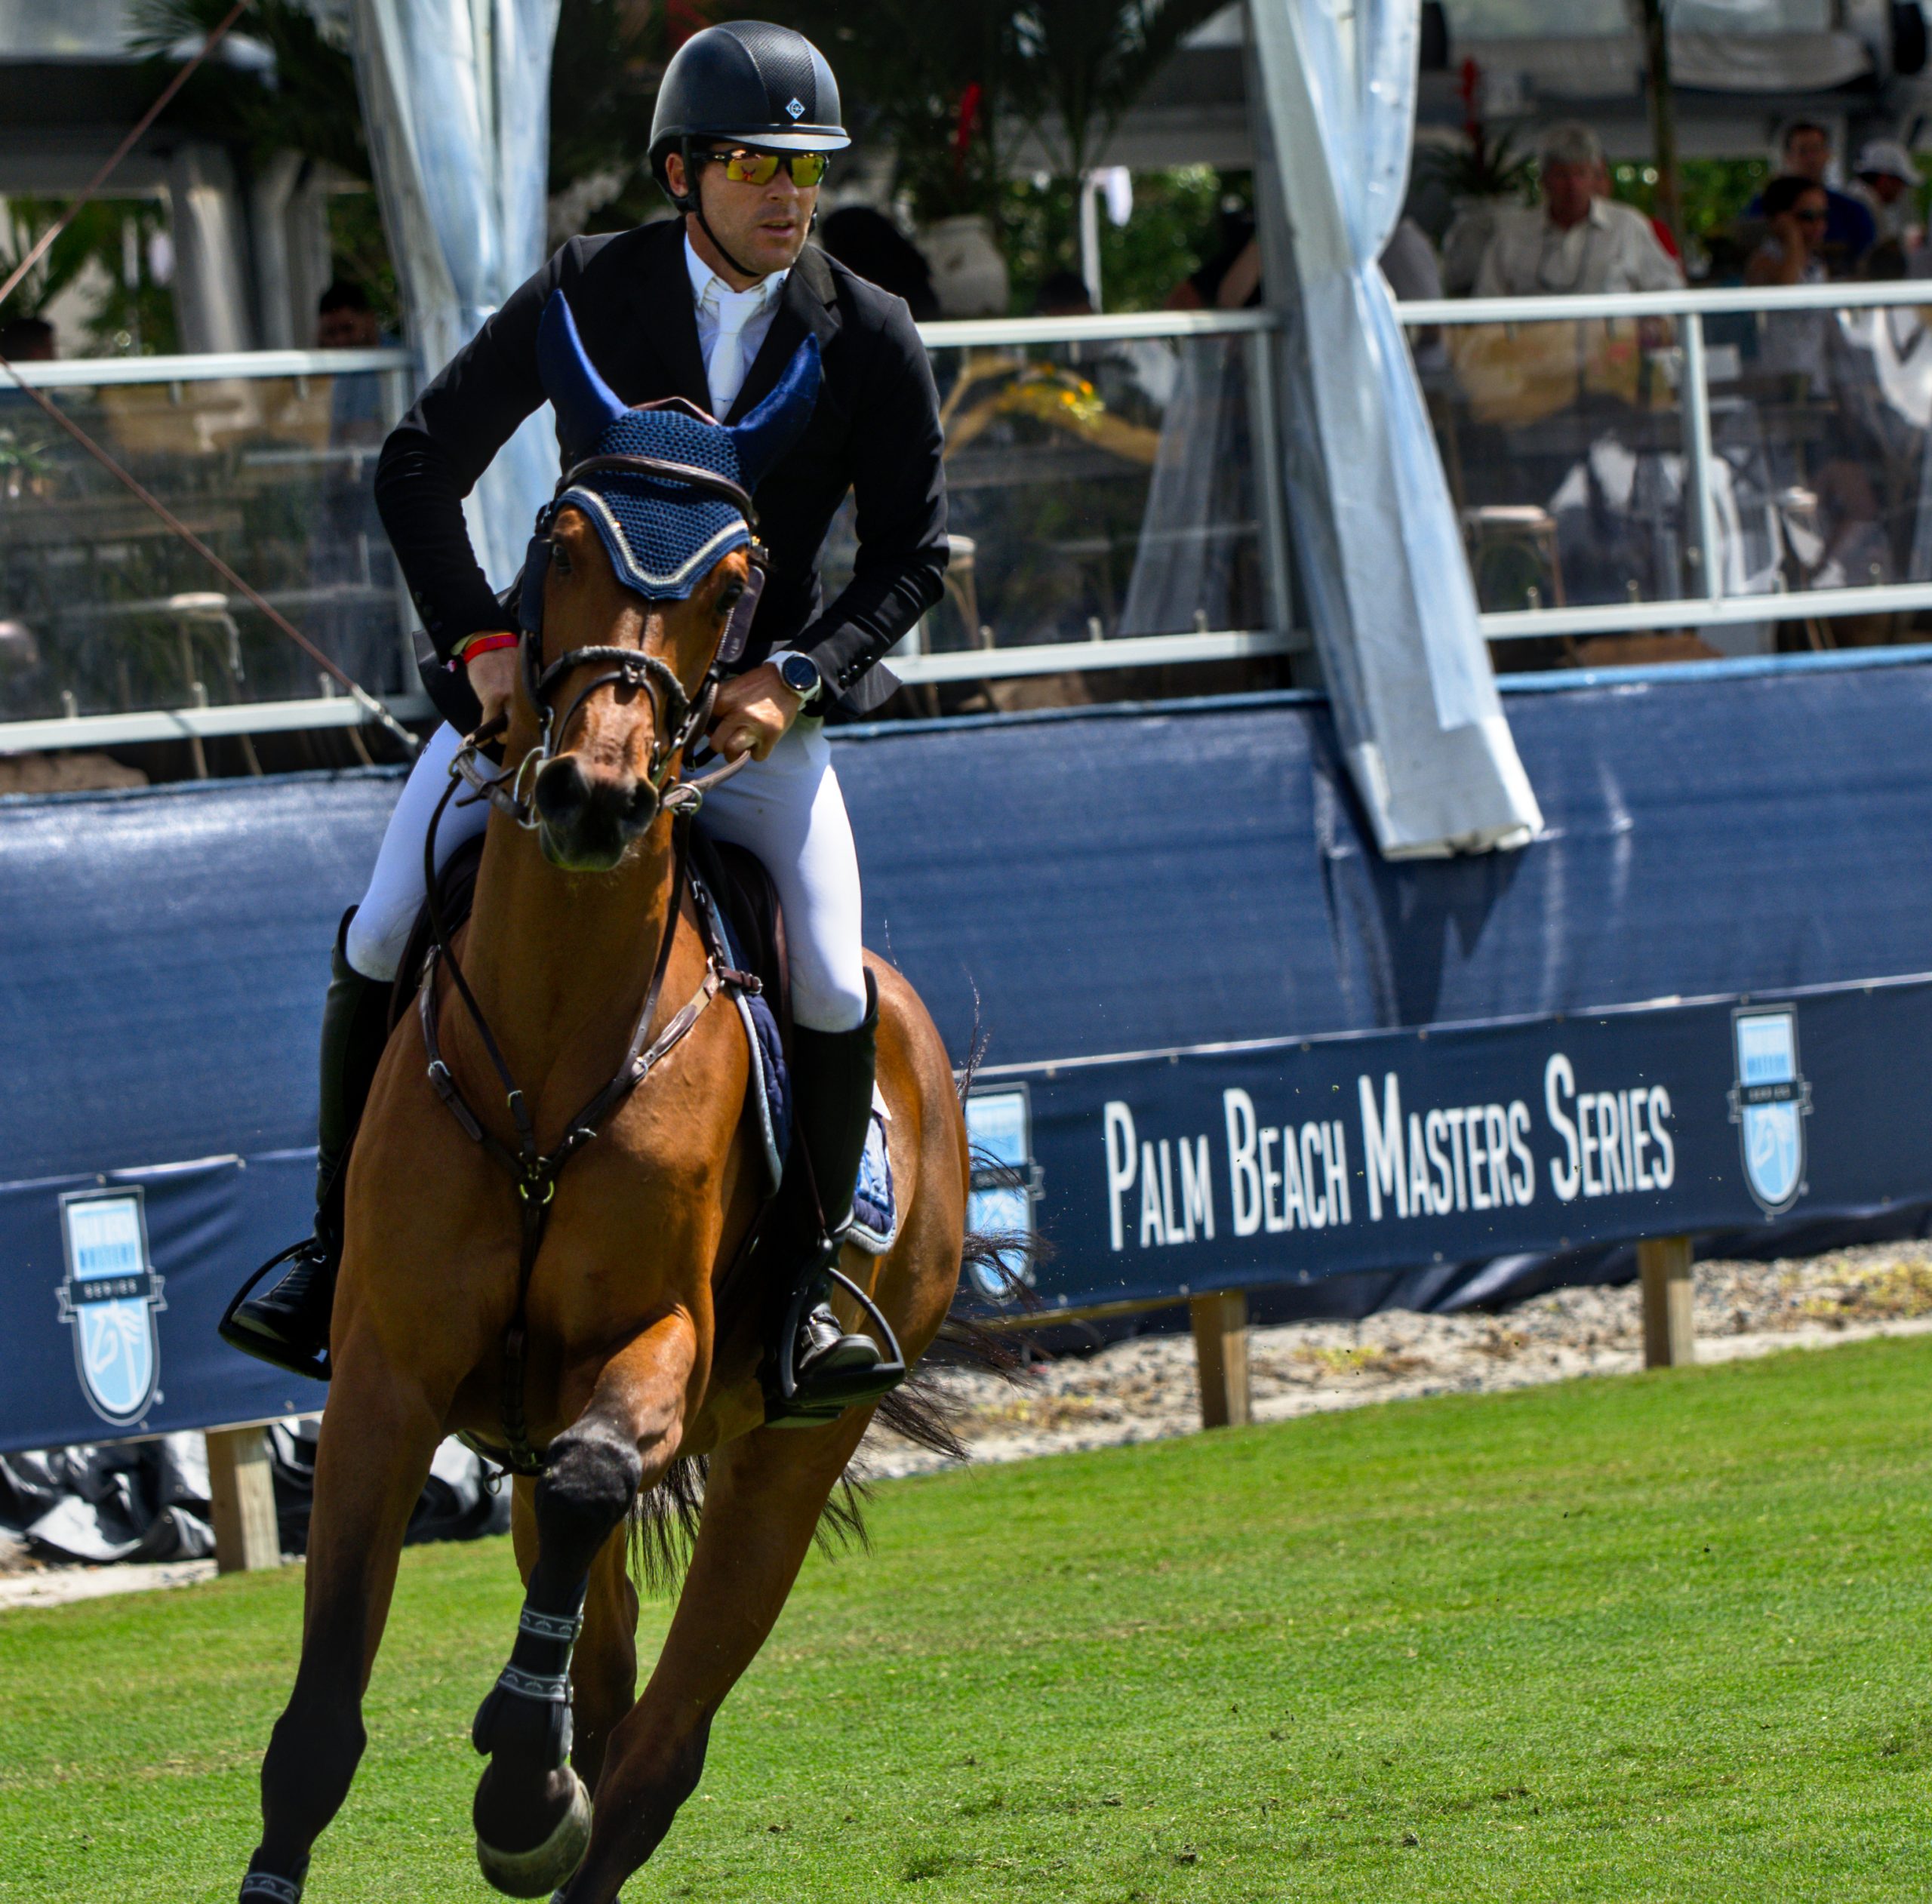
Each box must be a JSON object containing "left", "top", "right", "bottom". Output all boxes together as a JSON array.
[
  {"left": 1379, "top": 216, "right": 1443, "bottom": 304},
  {"left": 0, "top": 317, "right": 54, "bottom": 361},
  {"left": 1167, "top": 214, "right": 1261, "bottom": 310},
  {"left": 1474, "top": 121, "right": 1682, "bottom": 297},
  {"left": 1034, "top": 269, "right": 1094, "bottom": 318},
  {"left": 1745, "top": 174, "right": 1833, "bottom": 384},
  {"left": 818, "top": 206, "right": 940, "bottom": 321},
  {"left": 312, "top": 281, "right": 392, "bottom": 691},
  {"left": 315, "top": 278, "right": 381, "bottom": 351},
  {"left": 1747, "top": 120, "right": 1875, "bottom": 273},
  {"left": 1850, "top": 139, "right": 1922, "bottom": 251}
]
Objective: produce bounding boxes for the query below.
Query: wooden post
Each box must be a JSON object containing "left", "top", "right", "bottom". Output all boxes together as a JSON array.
[
  {"left": 1637, "top": 1236, "right": 1696, "bottom": 1369},
  {"left": 1190, "top": 1291, "right": 1251, "bottom": 1429},
  {"left": 205, "top": 1426, "right": 283, "bottom": 1573}
]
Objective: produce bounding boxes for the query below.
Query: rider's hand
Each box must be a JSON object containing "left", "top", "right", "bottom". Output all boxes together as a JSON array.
[
  {"left": 709, "top": 661, "right": 804, "bottom": 763},
  {"left": 466, "top": 641, "right": 520, "bottom": 731}
]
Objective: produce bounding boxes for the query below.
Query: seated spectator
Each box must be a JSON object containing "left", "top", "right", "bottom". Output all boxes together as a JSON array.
[
  {"left": 1473, "top": 122, "right": 1682, "bottom": 297},
  {"left": 1745, "top": 176, "right": 1833, "bottom": 384},
  {"left": 1033, "top": 269, "right": 1094, "bottom": 318},
  {"left": 1746, "top": 120, "right": 1876, "bottom": 274},
  {"left": 1166, "top": 215, "right": 1261, "bottom": 310},
  {"left": 818, "top": 206, "right": 939, "bottom": 321},
  {"left": 1379, "top": 216, "right": 1443, "bottom": 304},
  {"left": 315, "top": 278, "right": 380, "bottom": 351},
  {"left": 0, "top": 316, "right": 55, "bottom": 361},
  {"left": 1850, "top": 140, "right": 1921, "bottom": 251}
]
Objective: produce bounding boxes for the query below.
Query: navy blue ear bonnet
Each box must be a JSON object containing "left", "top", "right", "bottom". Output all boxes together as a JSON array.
[{"left": 521, "top": 292, "right": 821, "bottom": 652}]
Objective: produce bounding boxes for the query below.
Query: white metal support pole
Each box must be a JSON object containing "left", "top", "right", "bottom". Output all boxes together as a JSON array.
[
  {"left": 1247, "top": 326, "right": 1295, "bottom": 650},
  {"left": 1078, "top": 173, "right": 1103, "bottom": 312},
  {"left": 383, "top": 361, "right": 423, "bottom": 693},
  {"left": 1680, "top": 312, "right": 1724, "bottom": 604}
]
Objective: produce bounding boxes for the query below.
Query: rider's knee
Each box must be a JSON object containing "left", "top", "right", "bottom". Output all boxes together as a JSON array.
[
  {"left": 343, "top": 908, "right": 405, "bottom": 985},
  {"left": 791, "top": 964, "right": 869, "bottom": 1035}
]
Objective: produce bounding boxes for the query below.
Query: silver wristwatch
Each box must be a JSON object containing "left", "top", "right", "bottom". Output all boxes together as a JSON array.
[{"left": 775, "top": 650, "right": 823, "bottom": 706}]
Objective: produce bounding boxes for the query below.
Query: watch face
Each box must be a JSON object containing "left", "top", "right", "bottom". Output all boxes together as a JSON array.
[{"left": 780, "top": 654, "right": 818, "bottom": 697}]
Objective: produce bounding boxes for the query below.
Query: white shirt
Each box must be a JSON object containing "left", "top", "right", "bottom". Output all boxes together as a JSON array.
[
  {"left": 1474, "top": 197, "right": 1684, "bottom": 299},
  {"left": 685, "top": 233, "right": 788, "bottom": 420}
]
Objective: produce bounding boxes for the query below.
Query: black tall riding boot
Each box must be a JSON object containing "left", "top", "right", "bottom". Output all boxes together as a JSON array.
[
  {"left": 768, "top": 970, "right": 900, "bottom": 1420},
  {"left": 219, "top": 912, "right": 392, "bottom": 1380}
]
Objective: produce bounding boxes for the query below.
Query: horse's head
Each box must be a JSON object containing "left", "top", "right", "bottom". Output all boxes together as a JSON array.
[{"left": 515, "top": 292, "right": 819, "bottom": 871}]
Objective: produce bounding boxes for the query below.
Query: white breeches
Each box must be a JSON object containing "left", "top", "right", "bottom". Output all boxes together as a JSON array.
[{"left": 344, "top": 718, "right": 869, "bottom": 1034}]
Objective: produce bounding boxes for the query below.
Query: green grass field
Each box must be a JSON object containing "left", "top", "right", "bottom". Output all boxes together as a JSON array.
[{"left": 3, "top": 1336, "right": 1930, "bottom": 1902}]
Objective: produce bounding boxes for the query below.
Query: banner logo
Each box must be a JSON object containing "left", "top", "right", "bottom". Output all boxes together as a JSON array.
[
  {"left": 1728, "top": 1006, "right": 1811, "bottom": 1215},
  {"left": 56, "top": 1187, "right": 165, "bottom": 1426},
  {"left": 964, "top": 1086, "right": 1041, "bottom": 1303}
]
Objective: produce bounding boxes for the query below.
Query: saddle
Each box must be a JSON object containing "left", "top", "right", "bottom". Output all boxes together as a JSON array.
[{"left": 389, "top": 823, "right": 798, "bottom": 1191}]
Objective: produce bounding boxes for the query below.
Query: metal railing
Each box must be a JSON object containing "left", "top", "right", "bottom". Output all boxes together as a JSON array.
[
  {"left": 0, "top": 314, "right": 1297, "bottom": 754},
  {"left": 1395, "top": 279, "right": 1932, "bottom": 651},
  {"left": 0, "top": 346, "right": 427, "bottom": 755}
]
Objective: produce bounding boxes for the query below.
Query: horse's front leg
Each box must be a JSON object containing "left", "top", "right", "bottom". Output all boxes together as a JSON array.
[
  {"left": 506, "top": 1475, "right": 640, "bottom": 1795},
  {"left": 472, "top": 1310, "right": 697, "bottom": 1897},
  {"left": 555, "top": 1409, "right": 875, "bottom": 1904},
  {"left": 240, "top": 1341, "right": 444, "bottom": 1901}
]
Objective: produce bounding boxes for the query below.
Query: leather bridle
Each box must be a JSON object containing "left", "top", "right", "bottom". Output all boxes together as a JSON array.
[
  {"left": 421, "top": 450, "right": 767, "bottom": 1475},
  {"left": 451, "top": 449, "right": 763, "bottom": 829}
]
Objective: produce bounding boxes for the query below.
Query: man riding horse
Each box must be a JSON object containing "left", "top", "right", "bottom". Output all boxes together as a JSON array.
[{"left": 223, "top": 20, "right": 946, "bottom": 1416}]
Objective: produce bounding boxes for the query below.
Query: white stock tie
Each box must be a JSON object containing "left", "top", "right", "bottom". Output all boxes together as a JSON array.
[{"left": 706, "top": 284, "right": 764, "bottom": 420}]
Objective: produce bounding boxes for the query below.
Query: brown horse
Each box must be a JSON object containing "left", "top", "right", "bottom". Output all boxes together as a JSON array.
[{"left": 235, "top": 438, "right": 970, "bottom": 1901}]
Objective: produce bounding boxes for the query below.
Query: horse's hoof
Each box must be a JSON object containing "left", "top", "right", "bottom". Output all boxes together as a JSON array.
[{"left": 476, "top": 1769, "right": 592, "bottom": 1899}]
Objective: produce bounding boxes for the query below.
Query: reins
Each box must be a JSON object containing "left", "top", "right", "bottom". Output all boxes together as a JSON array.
[{"left": 421, "top": 622, "right": 756, "bottom": 1476}]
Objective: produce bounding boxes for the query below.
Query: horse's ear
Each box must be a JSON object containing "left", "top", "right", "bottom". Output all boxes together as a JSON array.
[
  {"left": 538, "top": 291, "right": 627, "bottom": 451},
  {"left": 730, "top": 334, "right": 821, "bottom": 490}
]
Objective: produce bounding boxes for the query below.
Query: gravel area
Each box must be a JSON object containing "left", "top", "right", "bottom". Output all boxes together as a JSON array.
[
  {"left": 8, "top": 1244, "right": 1929, "bottom": 1607},
  {"left": 863, "top": 1241, "right": 1932, "bottom": 1477}
]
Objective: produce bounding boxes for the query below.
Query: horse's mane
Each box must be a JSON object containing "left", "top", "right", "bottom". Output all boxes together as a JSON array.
[{"left": 626, "top": 1013, "right": 1039, "bottom": 1597}]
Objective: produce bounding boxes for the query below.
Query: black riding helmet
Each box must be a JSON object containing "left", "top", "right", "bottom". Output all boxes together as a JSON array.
[{"left": 650, "top": 21, "right": 849, "bottom": 198}]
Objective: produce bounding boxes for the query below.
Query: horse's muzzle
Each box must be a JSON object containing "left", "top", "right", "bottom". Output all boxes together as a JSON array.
[{"left": 532, "top": 754, "right": 660, "bottom": 869}]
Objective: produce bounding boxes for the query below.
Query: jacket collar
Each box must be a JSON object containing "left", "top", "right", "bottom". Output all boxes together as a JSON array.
[
  {"left": 626, "top": 220, "right": 839, "bottom": 423},
  {"left": 727, "top": 241, "right": 840, "bottom": 423},
  {"left": 629, "top": 218, "right": 711, "bottom": 409}
]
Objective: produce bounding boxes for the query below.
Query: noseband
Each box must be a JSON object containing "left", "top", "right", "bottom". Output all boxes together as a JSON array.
[{"left": 454, "top": 449, "right": 764, "bottom": 828}]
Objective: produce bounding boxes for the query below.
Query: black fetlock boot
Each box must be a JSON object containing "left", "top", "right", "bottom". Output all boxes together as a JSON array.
[
  {"left": 765, "top": 971, "right": 905, "bottom": 1424},
  {"left": 219, "top": 912, "right": 392, "bottom": 1381}
]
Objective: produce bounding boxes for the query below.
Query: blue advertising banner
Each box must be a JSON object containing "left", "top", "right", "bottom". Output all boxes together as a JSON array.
[
  {"left": 959, "top": 976, "right": 1932, "bottom": 1315},
  {"left": 1, "top": 1153, "right": 324, "bottom": 1453},
  {"left": 6, "top": 660, "right": 1932, "bottom": 1446}
]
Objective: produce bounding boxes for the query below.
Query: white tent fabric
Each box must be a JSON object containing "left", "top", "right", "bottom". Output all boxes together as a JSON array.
[
  {"left": 1248, "top": 0, "right": 1543, "bottom": 857},
  {"left": 349, "top": 0, "right": 560, "bottom": 589}
]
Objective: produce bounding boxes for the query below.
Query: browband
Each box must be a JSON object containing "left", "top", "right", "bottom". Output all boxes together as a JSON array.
[{"left": 555, "top": 454, "right": 758, "bottom": 532}]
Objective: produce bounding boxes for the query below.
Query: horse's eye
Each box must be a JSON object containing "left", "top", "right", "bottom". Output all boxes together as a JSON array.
[
  {"left": 718, "top": 581, "right": 745, "bottom": 617},
  {"left": 550, "top": 543, "right": 573, "bottom": 577}
]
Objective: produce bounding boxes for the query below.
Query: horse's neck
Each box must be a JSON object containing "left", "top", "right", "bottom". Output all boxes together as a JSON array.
[{"left": 457, "top": 812, "right": 679, "bottom": 1088}]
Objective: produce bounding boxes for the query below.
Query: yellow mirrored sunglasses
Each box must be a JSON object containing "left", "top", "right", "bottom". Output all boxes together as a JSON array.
[{"left": 703, "top": 147, "right": 830, "bottom": 189}]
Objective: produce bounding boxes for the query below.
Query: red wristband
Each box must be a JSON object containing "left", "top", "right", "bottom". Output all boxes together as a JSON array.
[{"left": 458, "top": 632, "right": 519, "bottom": 664}]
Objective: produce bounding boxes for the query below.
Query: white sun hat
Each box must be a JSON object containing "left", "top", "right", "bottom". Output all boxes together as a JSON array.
[{"left": 1854, "top": 138, "right": 1918, "bottom": 183}]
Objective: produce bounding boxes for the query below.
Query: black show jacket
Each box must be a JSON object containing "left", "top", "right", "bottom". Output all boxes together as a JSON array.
[{"left": 374, "top": 218, "right": 947, "bottom": 715}]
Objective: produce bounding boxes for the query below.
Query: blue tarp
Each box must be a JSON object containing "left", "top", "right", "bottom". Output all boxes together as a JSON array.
[{"left": 3, "top": 657, "right": 1930, "bottom": 1445}]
